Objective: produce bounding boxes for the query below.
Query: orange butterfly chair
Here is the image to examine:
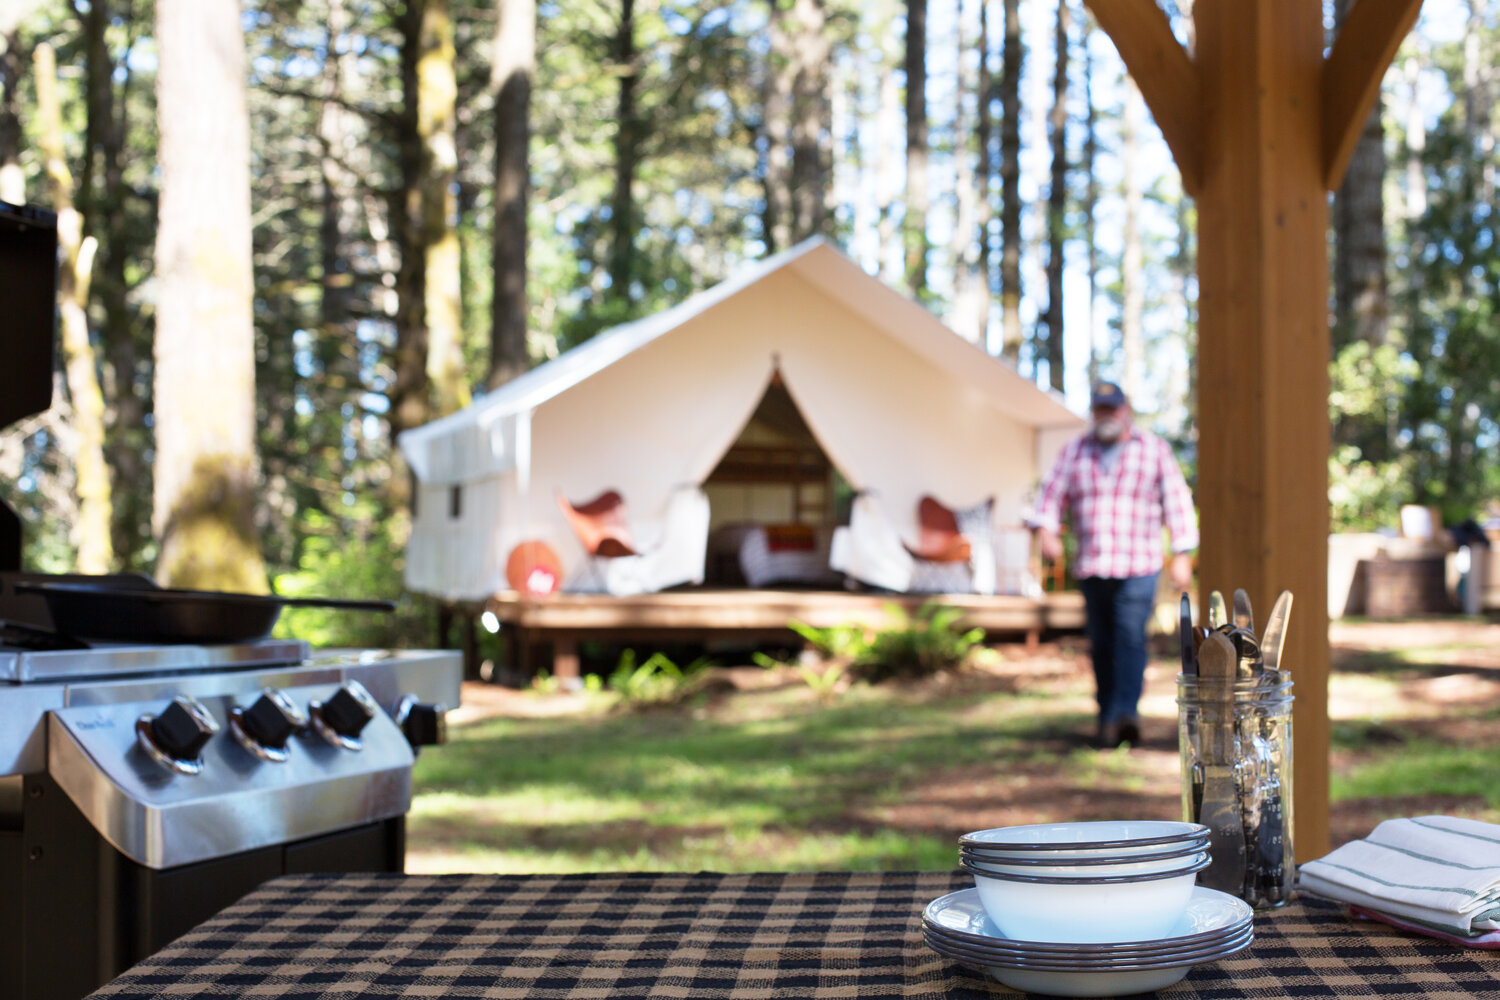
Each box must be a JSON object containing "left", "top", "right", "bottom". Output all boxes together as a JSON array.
[
  {"left": 557, "top": 490, "right": 638, "bottom": 589},
  {"left": 904, "top": 495, "right": 973, "bottom": 564}
]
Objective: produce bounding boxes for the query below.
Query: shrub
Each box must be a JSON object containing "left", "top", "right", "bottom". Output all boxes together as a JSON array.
[
  {"left": 607, "top": 649, "right": 713, "bottom": 708},
  {"left": 790, "top": 602, "right": 985, "bottom": 683}
]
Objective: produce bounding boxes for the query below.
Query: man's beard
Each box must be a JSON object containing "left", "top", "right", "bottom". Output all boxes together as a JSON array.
[{"left": 1094, "top": 417, "right": 1126, "bottom": 443}]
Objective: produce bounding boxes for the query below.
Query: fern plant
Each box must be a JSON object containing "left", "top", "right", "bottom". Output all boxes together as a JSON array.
[{"left": 787, "top": 603, "right": 984, "bottom": 683}]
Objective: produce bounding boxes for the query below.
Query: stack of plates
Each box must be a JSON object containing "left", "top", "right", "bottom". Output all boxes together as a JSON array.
[{"left": 922, "top": 885, "right": 1253, "bottom": 997}]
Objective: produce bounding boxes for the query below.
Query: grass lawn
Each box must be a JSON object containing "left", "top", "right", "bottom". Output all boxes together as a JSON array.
[{"left": 406, "top": 618, "right": 1500, "bottom": 874}]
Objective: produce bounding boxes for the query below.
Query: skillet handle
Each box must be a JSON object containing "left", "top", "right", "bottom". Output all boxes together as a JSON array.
[{"left": 274, "top": 596, "right": 397, "bottom": 612}]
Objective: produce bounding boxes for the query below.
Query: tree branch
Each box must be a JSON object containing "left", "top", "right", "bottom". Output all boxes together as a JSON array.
[{"left": 255, "top": 79, "right": 398, "bottom": 131}]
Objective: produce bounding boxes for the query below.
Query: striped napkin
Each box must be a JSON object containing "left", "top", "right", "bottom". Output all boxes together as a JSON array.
[{"left": 1298, "top": 816, "right": 1500, "bottom": 941}]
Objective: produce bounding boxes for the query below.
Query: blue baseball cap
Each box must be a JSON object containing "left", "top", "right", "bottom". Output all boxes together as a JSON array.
[{"left": 1090, "top": 381, "right": 1129, "bottom": 409}]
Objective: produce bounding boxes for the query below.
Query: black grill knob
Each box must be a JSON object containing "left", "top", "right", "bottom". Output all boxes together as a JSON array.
[
  {"left": 243, "top": 690, "right": 306, "bottom": 748},
  {"left": 229, "top": 688, "right": 307, "bottom": 762},
  {"left": 137, "top": 695, "right": 219, "bottom": 775},
  {"left": 309, "top": 680, "right": 379, "bottom": 750},
  {"left": 395, "top": 695, "right": 447, "bottom": 748}
]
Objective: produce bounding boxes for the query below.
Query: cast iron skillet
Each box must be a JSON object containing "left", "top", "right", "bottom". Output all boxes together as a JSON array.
[{"left": 15, "top": 577, "right": 396, "bottom": 644}]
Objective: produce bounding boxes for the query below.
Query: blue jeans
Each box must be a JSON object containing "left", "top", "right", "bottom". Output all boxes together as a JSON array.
[{"left": 1078, "top": 573, "right": 1159, "bottom": 724}]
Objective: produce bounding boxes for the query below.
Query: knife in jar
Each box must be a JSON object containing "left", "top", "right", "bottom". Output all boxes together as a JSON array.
[{"left": 1180, "top": 593, "right": 1196, "bottom": 676}]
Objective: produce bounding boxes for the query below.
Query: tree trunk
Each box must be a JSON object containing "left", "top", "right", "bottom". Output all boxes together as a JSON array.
[
  {"left": 874, "top": 0, "right": 902, "bottom": 279},
  {"left": 36, "top": 42, "right": 114, "bottom": 574},
  {"left": 1119, "top": 76, "right": 1144, "bottom": 403},
  {"left": 152, "top": 0, "right": 267, "bottom": 592},
  {"left": 1082, "top": 13, "right": 1099, "bottom": 385},
  {"left": 490, "top": 0, "right": 534, "bottom": 389},
  {"left": 1330, "top": 0, "right": 1387, "bottom": 352},
  {"left": 609, "top": 0, "right": 638, "bottom": 301},
  {"left": 998, "top": 0, "right": 1022, "bottom": 365},
  {"left": 79, "top": 0, "right": 148, "bottom": 568},
  {"left": 903, "top": 0, "right": 928, "bottom": 296},
  {"left": 0, "top": 23, "right": 23, "bottom": 204},
  {"left": 319, "top": 0, "right": 357, "bottom": 340},
  {"left": 390, "top": 2, "right": 430, "bottom": 453},
  {"left": 976, "top": 0, "right": 993, "bottom": 349},
  {"left": 762, "top": 1, "right": 792, "bottom": 255},
  {"left": 418, "top": 0, "right": 469, "bottom": 417},
  {"left": 1402, "top": 54, "right": 1426, "bottom": 221},
  {"left": 789, "top": 0, "right": 829, "bottom": 242},
  {"left": 1042, "top": 0, "right": 1069, "bottom": 391},
  {"left": 948, "top": 0, "right": 982, "bottom": 343}
]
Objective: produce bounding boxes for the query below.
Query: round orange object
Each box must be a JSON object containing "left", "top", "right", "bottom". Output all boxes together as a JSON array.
[{"left": 506, "top": 540, "right": 562, "bottom": 596}]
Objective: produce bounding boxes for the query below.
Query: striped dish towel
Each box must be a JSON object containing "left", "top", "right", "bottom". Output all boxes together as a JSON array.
[{"left": 1298, "top": 816, "right": 1500, "bottom": 938}]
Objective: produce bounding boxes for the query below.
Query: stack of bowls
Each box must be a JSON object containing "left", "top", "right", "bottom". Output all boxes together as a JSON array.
[{"left": 923, "top": 821, "right": 1253, "bottom": 997}]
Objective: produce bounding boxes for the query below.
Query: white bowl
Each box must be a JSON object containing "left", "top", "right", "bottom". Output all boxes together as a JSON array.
[
  {"left": 961, "top": 821, "right": 1207, "bottom": 857},
  {"left": 971, "top": 866, "right": 1201, "bottom": 943},
  {"left": 964, "top": 848, "right": 1208, "bottom": 879}
]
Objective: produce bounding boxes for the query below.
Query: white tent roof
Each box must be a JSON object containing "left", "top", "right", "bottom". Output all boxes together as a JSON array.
[{"left": 398, "top": 237, "right": 1080, "bottom": 484}]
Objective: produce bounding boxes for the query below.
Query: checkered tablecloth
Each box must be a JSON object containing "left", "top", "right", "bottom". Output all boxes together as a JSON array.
[{"left": 88, "top": 871, "right": 1499, "bottom": 999}]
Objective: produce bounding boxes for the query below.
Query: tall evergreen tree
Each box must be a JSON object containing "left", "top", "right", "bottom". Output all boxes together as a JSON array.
[
  {"left": 1331, "top": 0, "right": 1388, "bottom": 352},
  {"left": 1118, "top": 76, "right": 1143, "bottom": 402},
  {"left": 490, "top": 0, "right": 534, "bottom": 389},
  {"left": 609, "top": 0, "right": 640, "bottom": 300},
  {"left": 903, "top": 0, "right": 928, "bottom": 296},
  {"left": 998, "top": 0, "right": 1021, "bottom": 364},
  {"left": 1041, "top": 0, "right": 1068, "bottom": 391}
]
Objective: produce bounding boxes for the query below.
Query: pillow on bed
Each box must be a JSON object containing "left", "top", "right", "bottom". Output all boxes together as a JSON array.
[{"left": 764, "top": 523, "right": 817, "bottom": 552}]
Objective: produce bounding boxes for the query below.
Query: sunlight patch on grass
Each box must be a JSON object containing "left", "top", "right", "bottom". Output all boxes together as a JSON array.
[
  {"left": 411, "top": 789, "right": 647, "bottom": 826},
  {"left": 1332, "top": 742, "right": 1500, "bottom": 806},
  {"left": 1328, "top": 672, "right": 1430, "bottom": 721},
  {"left": 405, "top": 826, "right": 954, "bottom": 875}
]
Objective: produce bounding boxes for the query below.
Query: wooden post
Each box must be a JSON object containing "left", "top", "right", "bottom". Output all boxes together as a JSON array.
[
  {"left": 1194, "top": 0, "right": 1331, "bottom": 861},
  {"left": 553, "top": 634, "right": 581, "bottom": 687},
  {"left": 1084, "top": 0, "right": 1422, "bottom": 861}
]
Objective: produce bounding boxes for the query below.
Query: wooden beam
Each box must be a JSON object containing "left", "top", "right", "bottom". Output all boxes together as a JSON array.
[
  {"left": 1083, "top": 0, "right": 1204, "bottom": 194},
  {"left": 1322, "top": 0, "right": 1424, "bottom": 189},
  {"left": 1195, "top": 0, "right": 1331, "bottom": 861}
]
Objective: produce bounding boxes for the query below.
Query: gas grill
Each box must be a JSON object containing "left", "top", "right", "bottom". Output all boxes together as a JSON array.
[{"left": 0, "top": 203, "right": 464, "bottom": 1000}]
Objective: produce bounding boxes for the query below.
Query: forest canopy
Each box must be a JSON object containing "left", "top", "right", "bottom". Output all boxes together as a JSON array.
[{"left": 0, "top": 0, "right": 1497, "bottom": 648}]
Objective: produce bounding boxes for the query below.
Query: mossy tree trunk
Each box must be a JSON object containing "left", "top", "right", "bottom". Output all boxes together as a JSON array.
[
  {"left": 418, "top": 0, "right": 469, "bottom": 418},
  {"left": 36, "top": 42, "right": 114, "bottom": 575},
  {"left": 152, "top": 0, "right": 267, "bottom": 593}
]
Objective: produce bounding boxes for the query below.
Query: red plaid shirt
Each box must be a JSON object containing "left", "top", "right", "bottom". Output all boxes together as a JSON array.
[{"left": 1029, "top": 427, "right": 1199, "bottom": 580}]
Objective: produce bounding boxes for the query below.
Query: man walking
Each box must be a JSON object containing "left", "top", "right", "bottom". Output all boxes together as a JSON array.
[{"left": 1028, "top": 382, "right": 1197, "bottom": 748}]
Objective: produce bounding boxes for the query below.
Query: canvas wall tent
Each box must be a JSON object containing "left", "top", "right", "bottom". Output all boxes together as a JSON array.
[{"left": 398, "top": 237, "right": 1085, "bottom": 601}]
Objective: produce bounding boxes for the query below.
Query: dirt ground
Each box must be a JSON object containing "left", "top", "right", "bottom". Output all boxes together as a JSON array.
[{"left": 446, "top": 618, "right": 1500, "bottom": 851}]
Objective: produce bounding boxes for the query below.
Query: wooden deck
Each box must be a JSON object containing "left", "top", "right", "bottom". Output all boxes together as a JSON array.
[{"left": 485, "top": 588, "right": 1086, "bottom": 679}]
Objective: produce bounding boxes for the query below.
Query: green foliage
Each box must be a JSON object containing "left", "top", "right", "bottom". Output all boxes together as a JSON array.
[
  {"left": 790, "top": 603, "right": 986, "bottom": 683},
  {"left": 607, "top": 648, "right": 713, "bottom": 708},
  {"left": 1328, "top": 342, "right": 1421, "bottom": 532},
  {"left": 272, "top": 509, "right": 437, "bottom": 649},
  {"left": 752, "top": 650, "right": 847, "bottom": 702},
  {"left": 1385, "top": 27, "right": 1500, "bottom": 526}
]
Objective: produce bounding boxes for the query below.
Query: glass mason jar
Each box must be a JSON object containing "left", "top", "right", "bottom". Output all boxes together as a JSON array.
[{"left": 1177, "top": 671, "right": 1294, "bottom": 909}]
